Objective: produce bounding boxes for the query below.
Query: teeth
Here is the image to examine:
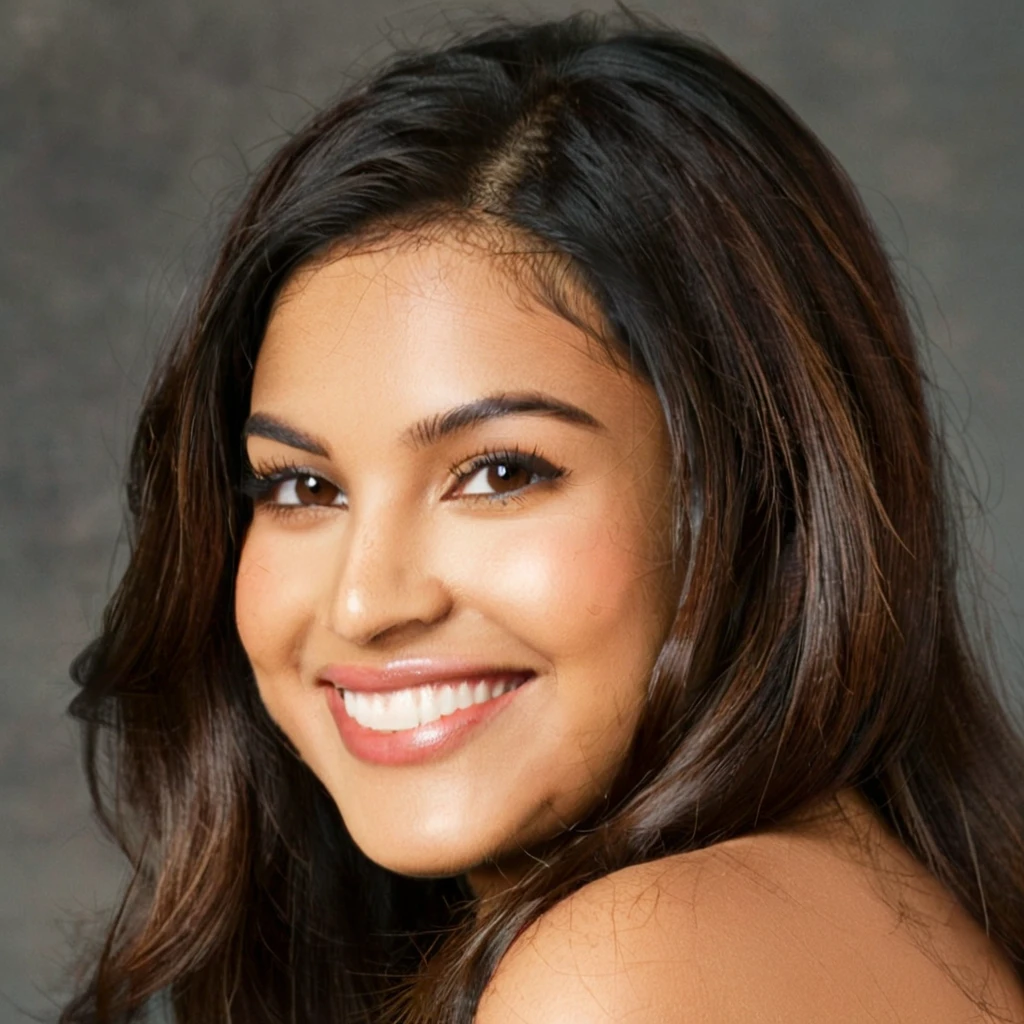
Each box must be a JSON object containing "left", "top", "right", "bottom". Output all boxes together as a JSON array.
[
  {"left": 417, "top": 686, "right": 437, "bottom": 723},
  {"left": 389, "top": 688, "right": 419, "bottom": 731},
  {"left": 438, "top": 684, "right": 457, "bottom": 715},
  {"left": 342, "top": 675, "right": 527, "bottom": 733}
]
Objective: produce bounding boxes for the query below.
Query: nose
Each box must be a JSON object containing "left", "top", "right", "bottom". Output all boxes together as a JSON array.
[{"left": 324, "top": 501, "right": 453, "bottom": 646}]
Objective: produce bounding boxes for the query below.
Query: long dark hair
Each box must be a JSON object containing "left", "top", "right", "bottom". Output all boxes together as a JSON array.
[{"left": 64, "top": 10, "right": 1024, "bottom": 1023}]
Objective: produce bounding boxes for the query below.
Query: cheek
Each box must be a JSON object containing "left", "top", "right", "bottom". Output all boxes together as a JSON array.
[
  {"left": 235, "top": 526, "right": 315, "bottom": 680},
  {"left": 457, "top": 508, "right": 661, "bottom": 666}
]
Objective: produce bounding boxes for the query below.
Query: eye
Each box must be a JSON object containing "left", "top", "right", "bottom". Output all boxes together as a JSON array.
[
  {"left": 450, "top": 448, "right": 565, "bottom": 501},
  {"left": 274, "top": 474, "right": 345, "bottom": 507},
  {"left": 241, "top": 468, "right": 347, "bottom": 510}
]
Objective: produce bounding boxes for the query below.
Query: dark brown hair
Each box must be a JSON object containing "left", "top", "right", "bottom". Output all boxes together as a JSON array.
[{"left": 64, "top": 10, "right": 1024, "bottom": 1023}]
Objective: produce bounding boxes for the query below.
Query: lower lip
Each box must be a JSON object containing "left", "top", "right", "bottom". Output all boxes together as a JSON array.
[{"left": 326, "top": 675, "right": 533, "bottom": 766}]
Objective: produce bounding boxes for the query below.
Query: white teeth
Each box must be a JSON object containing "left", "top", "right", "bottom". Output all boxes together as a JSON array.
[
  {"left": 438, "top": 684, "right": 457, "bottom": 715},
  {"left": 342, "top": 675, "right": 527, "bottom": 733},
  {"left": 417, "top": 686, "right": 439, "bottom": 723},
  {"left": 389, "top": 688, "right": 419, "bottom": 731}
]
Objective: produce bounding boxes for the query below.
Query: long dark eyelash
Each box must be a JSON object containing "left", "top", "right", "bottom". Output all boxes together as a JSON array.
[
  {"left": 449, "top": 444, "right": 567, "bottom": 503},
  {"left": 238, "top": 458, "right": 326, "bottom": 503},
  {"left": 237, "top": 448, "right": 566, "bottom": 509}
]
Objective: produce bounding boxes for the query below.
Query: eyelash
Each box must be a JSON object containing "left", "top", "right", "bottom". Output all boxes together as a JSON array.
[
  {"left": 448, "top": 445, "right": 567, "bottom": 505},
  {"left": 240, "top": 445, "right": 567, "bottom": 515}
]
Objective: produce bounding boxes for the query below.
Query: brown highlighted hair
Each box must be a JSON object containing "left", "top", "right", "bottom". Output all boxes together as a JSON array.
[{"left": 64, "top": 10, "right": 1024, "bottom": 1023}]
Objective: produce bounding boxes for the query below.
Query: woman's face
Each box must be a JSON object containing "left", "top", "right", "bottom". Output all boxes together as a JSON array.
[{"left": 235, "top": 232, "right": 678, "bottom": 891}]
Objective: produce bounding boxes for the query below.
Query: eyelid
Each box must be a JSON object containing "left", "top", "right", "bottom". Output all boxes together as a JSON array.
[
  {"left": 239, "top": 462, "right": 346, "bottom": 508},
  {"left": 240, "top": 446, "right": 567, "bottom": 509},
  {"left": 446, "top": 445, "right": 567, "bottom": 501}
]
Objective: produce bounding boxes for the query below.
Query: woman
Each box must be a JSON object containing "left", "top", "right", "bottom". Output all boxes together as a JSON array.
[{"left": 64, "top": 10, "right": 1024, "bottom": 1023}]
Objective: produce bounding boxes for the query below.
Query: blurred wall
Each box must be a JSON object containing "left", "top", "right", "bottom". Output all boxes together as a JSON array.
[{"left": 2, "top": 0, "right": 1022, "bottom": 1018}]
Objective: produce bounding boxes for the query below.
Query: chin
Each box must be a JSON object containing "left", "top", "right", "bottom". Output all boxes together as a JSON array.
[
  {"left": 338, "top": 802, "right": 552, "bottom": 883},
  {"left": 352, "top": 836, "right": 489, "bottom": 880}
]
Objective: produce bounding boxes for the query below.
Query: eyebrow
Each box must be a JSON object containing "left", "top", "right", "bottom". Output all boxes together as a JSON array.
[
  {"left": 242, "top": 391, "right": 605, "bottom": 457},
  {"left": 403, "top": 391, "right": 605, "bottom": 449},
  {"left": 242, "top": 413, "right": 330, "bottom": 457}
]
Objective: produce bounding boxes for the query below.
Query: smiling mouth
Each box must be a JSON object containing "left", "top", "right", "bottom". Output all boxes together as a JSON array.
[{"left": 338, "top": 672, "right": 534, "bottom": 733}]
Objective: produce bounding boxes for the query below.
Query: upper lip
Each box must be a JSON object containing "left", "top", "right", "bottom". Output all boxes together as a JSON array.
[{"left": 319, "top": 659, "right": 536, "bottom": 693}]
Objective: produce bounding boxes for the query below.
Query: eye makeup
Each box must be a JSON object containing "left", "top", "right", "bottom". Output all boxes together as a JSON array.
[
  {"left": 447, "top": 444, "right": 567, "bottom": 504},
  {"left": 240, "top": 443, "right": 568, "bottom": 513},
  {"left": 238, "top": 463, "right": 346, "bottom": 520}
]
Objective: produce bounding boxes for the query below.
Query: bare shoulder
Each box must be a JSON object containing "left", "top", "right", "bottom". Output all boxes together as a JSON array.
[{"left": 477, "top": 793, "right": 1024, "bottom": 1023}]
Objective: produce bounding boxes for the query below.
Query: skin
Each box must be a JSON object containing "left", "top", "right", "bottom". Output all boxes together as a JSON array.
[
  {"left": 235, "top": 230, "right": 680, "bottom": 892},
  {"left": 234, "top": 228, "right": 1024, "bottom": 1021},
  {"left": 478, "top": 791, "right": 1024, "bottom": 1022}
]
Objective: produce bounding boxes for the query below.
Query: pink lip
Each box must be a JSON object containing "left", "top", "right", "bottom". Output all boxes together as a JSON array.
[
  {"left": 321, "top": 663, "right": 536, "bottom": 766},
  {"left": 319, "top": 659, "right": 535, "bottom": 693}
]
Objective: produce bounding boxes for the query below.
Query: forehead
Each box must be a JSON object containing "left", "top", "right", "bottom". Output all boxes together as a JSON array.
[{"left": 254, "top": 233, "right": 659, "bottom": 436}]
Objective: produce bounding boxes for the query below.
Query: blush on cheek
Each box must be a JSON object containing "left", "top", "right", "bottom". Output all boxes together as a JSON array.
[
  {"left": 235, "top": 546, "right": 272, "bottom": 649},
  {"left": 234, "top": 542, "right": 306, "bottom": 745},
  {"left": 472, "top": 514, "right": 645, "bottom": 658},
  {"left": 234, "top": 533, "right": 308, "bottom": 675}
]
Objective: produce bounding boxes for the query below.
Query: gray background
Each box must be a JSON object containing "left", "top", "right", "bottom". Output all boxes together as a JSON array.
[{"left": 2, "top": 0, "right": 1022, "bottom": 1020}]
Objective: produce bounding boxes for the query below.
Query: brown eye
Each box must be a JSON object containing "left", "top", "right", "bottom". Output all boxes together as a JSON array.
[
  {"left": 455, "top": 452, "right": 563, "bottom": 500},
  {"left": 485, "top": 463, "right": 532, "bottom": 493},
  {"left": 276, "top": 474, "right": 346, "bottom": 508}
]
